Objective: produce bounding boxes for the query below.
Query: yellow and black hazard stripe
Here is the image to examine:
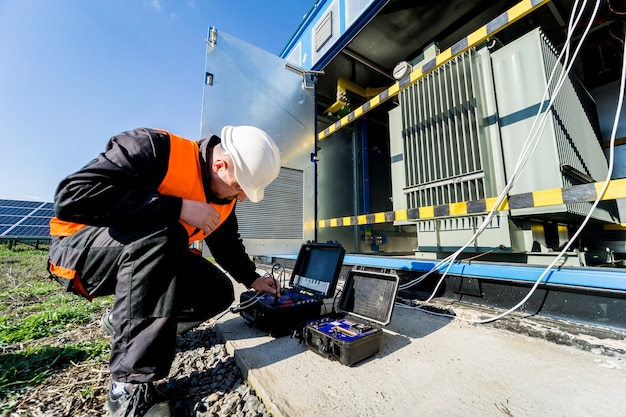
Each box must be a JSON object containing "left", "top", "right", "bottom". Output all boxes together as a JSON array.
[
  {"left": 318, "top": 178, "right": 626, "bottom": 228},
  {"left": 318, "top": 0, "right": 551, "bottom": 141}
]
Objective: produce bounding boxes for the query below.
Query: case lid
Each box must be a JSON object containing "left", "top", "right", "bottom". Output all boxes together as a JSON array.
[
  {"left": 338, "top": 269, "right": 400, "bottom": 327},
  {"left": 290, "top": 242, "right": 346, "bottom": 299}
]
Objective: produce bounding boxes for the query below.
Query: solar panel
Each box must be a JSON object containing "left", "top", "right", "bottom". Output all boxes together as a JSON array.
[
  {"left": 0, "top": 199, "right": 35, "bottom": 207},
  {"left": 0, "top": 199, "right": 54, "bottom": 241}
]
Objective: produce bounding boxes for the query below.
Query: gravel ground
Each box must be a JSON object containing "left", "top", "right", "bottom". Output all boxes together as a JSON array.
[
  {"left": 163, "top": 323, "right": 270, "bottom": 417},
  {"left": 7, "top": 321, "right": 271, "bottom": 417}
]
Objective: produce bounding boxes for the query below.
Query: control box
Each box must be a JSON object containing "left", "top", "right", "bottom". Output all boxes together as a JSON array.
[
  {"left": 239, "top": 241, "right": 345, "bottom": 337},
  {"left": 303, "top": 269, "right": 399, "bottom": 366}
]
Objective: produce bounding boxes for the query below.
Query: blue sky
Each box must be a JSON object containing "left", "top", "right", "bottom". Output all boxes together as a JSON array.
[{"left": 0, "top": 0, "right": 313, "bottom": 202}]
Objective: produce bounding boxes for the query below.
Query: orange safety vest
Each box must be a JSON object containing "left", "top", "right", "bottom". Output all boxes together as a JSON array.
[
  {"left": 158, "top": 131, "right": 236, "bottom": 242},
  {"left": 49, "top": 131, "right": 236, "bottom": 244}
]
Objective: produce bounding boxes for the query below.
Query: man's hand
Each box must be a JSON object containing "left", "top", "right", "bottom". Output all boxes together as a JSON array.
[
  {"left": 180, "top": 199, "right": 221, "bottom": 236},
  {"left": 251, "top": 275, "right": 281, "bottom": 295}
]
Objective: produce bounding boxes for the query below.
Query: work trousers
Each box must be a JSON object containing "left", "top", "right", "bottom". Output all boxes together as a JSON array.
[{"left": 48, "top": 222, "right": 235, "bottom": 382}]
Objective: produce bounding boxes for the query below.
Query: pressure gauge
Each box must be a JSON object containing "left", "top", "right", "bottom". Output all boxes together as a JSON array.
[{"left": 392, "top": 61, "right": 412, "bottom": 80}]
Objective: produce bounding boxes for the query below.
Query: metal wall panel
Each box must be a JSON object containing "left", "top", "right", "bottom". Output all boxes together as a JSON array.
[
  {"left": 201, "top": 29, "right": 316, "bottom": 255},
  {"left": 236, "top": 168, "right": 303, "bottom": 239}
]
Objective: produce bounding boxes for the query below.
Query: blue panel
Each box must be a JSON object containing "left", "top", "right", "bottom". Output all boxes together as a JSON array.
[
  {"left": 21, "top": 217, "right": 50, "bottom": 226},
  {"left": 0, "top": 200, "right": 40, "bottom": 208},
  {"left": 9, "top": 225, "right": 50, "bottom": 237},
  {"left": 271, "top": 253, "right": 626, "bottom": 292},
  {"left": 0, "top": 199, "right": 53, "bottom": 239},
  {"left": 0, "top": 207, "right": 33, "bottom": 216},
  {"left": 341, "top": 255, "right": 626, "bottom": 292},
  {"left": 280, "top": 0, "right": 389, "bottom": 70},
  {"left": 32, "top": 208, "right": 55, "bottom": 217},
  {"left": 0, "top": 215, "right": 21, "bottom": 225}
]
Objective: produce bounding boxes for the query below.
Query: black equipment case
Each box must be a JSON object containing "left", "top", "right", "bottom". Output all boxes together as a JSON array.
[
  {"left": 239, "top": 242, "right": 345, "bottom": 337},
  {"left": 302, "top": 269, "right": 399, "bottom": 366}
]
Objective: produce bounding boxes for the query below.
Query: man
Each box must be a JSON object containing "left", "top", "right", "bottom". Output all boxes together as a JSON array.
[{"left": 47, "top": 126, "right": 281, "bottom": 416}]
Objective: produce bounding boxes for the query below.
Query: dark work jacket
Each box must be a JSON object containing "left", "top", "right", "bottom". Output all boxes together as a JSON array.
[{"left": 52, "top": 127, "right": 258, "bottom": 288}]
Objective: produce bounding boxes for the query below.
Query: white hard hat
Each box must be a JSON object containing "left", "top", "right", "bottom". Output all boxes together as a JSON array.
[{"left": 220, "top": 125, "right": 281, "bottom": 202}]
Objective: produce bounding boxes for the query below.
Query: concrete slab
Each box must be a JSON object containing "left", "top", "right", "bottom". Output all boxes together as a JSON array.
[{"left": 215, "top": 281, "right": 626, "bottom": 417}]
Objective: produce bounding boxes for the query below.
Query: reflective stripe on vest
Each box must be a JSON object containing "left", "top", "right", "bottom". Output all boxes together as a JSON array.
[
  {"left": 49, "top": 130, "right": 235, "bottom": 244},
  {"left": 47, "top": 259, "right": 94, "bottom": 301},
  {"left": 49, "top": 217, "right": 87, "bottom": 236}
]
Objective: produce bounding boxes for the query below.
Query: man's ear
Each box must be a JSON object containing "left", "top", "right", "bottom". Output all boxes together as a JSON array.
[{"left": 212, "top": 158, "right": 228, "bottom": 173}]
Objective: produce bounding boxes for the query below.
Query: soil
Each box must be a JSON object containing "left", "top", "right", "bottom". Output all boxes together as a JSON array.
[
  {"left": 3, "top": 317, "right": 268, "bottom": 417},
  {"left": 0, "top": 248, "right": 269, "bottom": 417}
]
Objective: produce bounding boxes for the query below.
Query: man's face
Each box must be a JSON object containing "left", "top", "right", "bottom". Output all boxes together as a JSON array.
[{"left": 210, "top": 159, "right": 247, "bottom": 201}]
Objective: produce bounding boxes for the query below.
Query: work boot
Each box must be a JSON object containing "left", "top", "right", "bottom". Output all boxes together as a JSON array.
[
  {"left": 106, "top": 381, "right": 173, "bottom": 417},
  {"left": 100, "top": 311, "right": 114, "bottom": 337}
]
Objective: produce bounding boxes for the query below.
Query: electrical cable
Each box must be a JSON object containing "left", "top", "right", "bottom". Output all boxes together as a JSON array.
[
  {"left": 209, "top": 265, "right": 281, "bottom": 328},
  {"left": 271, "top": 263, "right": 288, "bottom": 288},
  {"left": 330, "top": 287, "right": 344, "bottom": 315},
  {"left": 409, "top": 0, "right": 598, "bottom": 299},
  {"left": 423, "top": 0, "right": 622, "bottom": 324},
  {"left": 401, "top": 0, "right": 589, "bottom": 290},
  {"left": 454, "top": 38, "right": 624, "bottom": 324},
  {"left": 400, "top": 0, "right": 589, "bottom": 294}
]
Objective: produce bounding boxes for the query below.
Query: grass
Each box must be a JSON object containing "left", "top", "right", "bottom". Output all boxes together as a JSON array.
[
  {"left": 0, "top": 242, "right": 113, "bottom": 411},
  {"left": 0, "top": 341, "right": 109, "bottom": 394}
]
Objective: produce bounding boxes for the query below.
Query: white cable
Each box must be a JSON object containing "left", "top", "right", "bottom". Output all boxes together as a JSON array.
[
  {"left": 401, "top": 0, "right": 616, "bottom": 322},
  {"left": 508, "top": 0, "right": 585, "bottom": 175},
  {"left": 413, "top": 0, "right": 599, "bottom": 299},
  {"left": 400, "top": 0, "right": 591, "bottom": 293},
  {"left": 415, "top": 6, "right": 625, "bottom": 324},
  {"left": 401, "top": 0, "right": 592, "bottom": 290}
]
